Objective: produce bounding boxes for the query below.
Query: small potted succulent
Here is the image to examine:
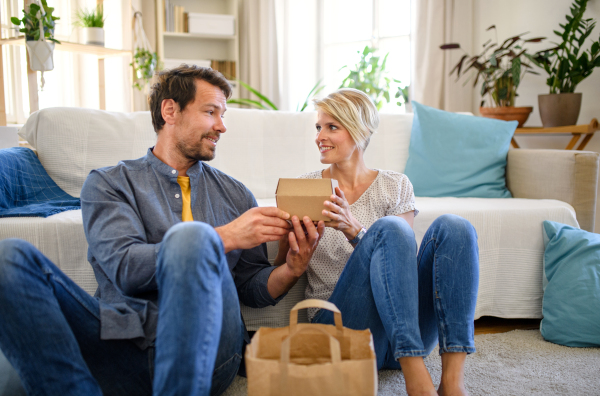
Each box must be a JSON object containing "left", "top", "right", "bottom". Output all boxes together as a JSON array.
[
  {"left": 441, "top": 26, "right": 545, "bottom": 127},
  {"left": 74, "top": 3, "right": 105, "bottom": 46},
  {"left": 11, "top": 0, "right": 60, "bottom": 74},
  {"left": 529, "top": 0, "right": 600, "bottom": 127}
]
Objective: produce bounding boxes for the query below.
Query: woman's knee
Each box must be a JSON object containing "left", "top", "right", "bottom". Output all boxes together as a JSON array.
[
  {"left": 431, "top": 214, "right": 477, "bottom": 241},
  {"left": 371, "top": 216, "right": 415, "bottom": 240}
]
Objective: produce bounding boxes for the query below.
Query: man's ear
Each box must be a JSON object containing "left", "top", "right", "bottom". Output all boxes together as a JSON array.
[{"left": 161, "top": 99, "right": 179, "bottom": 126}]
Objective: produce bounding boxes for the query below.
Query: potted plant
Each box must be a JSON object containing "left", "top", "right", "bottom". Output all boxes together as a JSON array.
[
  {"left": 131, "top": 48, "right": 160, "bottom": 91},
  {"left": 340, "top": 45, "right": 409, "bottom": 111},
  {"left": 529, "top": 0, "right": 600, "bottom": 127},
  {"left": 441, "top": 27, "right": 545, "bottom": 127},
  {"left": 11, "top": 0, "right": 60, "bottom": 76},
  {"left": 74, "top": 4, "right": 105, "bottom": 46}
]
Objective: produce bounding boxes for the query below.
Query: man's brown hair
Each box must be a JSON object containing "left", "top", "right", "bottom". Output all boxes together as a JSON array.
[{"left": 148, "top": 64, "right": 232, "bottom": 133}]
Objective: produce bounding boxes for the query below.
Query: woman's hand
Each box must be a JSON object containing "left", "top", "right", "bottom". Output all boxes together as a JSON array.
[
  {"left": 322, "top": 187, "right": 363, "bottom": 240},
  {"left": 274, "top": 230, "right": 291, "bottom": 266}
]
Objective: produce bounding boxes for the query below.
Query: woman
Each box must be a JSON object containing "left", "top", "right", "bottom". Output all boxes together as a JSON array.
[{"left": 275, "top": 88, "right": 479, "bottom": 396}]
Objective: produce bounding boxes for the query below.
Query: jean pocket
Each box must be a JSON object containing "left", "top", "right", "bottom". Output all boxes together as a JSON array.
[{"left": 211, "top": 353, "right": 242, "bottom": 396}]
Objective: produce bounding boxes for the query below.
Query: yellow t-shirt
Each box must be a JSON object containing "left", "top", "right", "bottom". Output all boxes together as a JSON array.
[{"left": 177, "top": 176, "right": 193, "bottom": 222}]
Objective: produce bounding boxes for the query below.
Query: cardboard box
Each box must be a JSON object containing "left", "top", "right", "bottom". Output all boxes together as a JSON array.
[
  {"left": 188, "top": 13, "right": 235, "bottom": 36},
  {"left": 276, "top": 178, "right": 339, "bottom": 222}
]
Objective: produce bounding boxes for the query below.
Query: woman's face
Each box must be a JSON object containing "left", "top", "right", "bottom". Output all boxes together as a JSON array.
[{"left": 315, "top": 110, "right": 358, "bottom": 164}]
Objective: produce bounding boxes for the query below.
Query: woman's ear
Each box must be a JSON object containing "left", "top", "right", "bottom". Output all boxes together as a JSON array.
[{"left": 161, "top": 99, "right": 178, "bottom": 126}]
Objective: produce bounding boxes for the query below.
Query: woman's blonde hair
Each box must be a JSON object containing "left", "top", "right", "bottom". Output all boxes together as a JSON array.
[{"left": 313, "top": 88, "right": 379, "bottom": 151}]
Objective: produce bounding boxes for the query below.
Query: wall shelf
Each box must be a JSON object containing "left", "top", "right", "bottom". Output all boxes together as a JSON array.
[{"left": 162, "top": 32, "right": 236, "bottom": 40}]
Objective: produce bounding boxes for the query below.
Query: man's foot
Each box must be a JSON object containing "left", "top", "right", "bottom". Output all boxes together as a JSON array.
[{"left": 398, "top": 356, "right": 439, "bottom": 396}]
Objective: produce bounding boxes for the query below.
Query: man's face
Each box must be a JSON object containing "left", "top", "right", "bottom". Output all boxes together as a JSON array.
[{"left": 174, "top": 79, "right": 227, "bottom": 162}]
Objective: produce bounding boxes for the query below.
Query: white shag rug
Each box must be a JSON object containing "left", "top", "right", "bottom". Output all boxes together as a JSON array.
[{"left": 224, "top": 330, "right": 600, "bottom": 396}]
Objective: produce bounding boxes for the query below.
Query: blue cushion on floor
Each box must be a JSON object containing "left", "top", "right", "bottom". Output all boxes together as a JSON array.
[
  {"left": 404, "top": 101, "right": 515, "bottom": 198},
  {"left": 540, "top": 221, "right": 600, "bottom": 347}
]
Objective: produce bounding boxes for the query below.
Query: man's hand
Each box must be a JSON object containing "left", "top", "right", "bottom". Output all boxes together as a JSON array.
[{"left": 215, "top": 207, "right": 291, "bottom": 253}]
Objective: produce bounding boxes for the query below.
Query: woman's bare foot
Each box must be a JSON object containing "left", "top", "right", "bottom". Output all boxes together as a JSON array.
[
  {"left": 437, "top": 352, "right": 468, "bottom": 396},
  {"left": 398, "top": 357, "right": 439, "bottom": 396}
]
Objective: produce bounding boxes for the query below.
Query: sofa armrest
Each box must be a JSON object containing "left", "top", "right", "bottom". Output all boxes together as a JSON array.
[{"left": 506, "top": 149, "right": 599, "bottom": 232}]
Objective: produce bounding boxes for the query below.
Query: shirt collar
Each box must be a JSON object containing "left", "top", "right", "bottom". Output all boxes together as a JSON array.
[{"left": 146, "top": 147, "right": 203, "bottom": 178}]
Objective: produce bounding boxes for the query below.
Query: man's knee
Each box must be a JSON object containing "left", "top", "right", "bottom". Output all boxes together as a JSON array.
[
  {"left": 159, "top": 222, "right": 226, "bottom": 275},
  {"left": 0, "top": 239, "right": 39, "bottom": 285},
  {"left": 432, "top": 214, "right": 477, "bottom": 241}
]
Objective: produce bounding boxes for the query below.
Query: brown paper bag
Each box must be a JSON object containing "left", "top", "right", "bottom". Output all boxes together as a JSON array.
[{"left": 245, "top": 299, "right": 377, "bottom": 396}]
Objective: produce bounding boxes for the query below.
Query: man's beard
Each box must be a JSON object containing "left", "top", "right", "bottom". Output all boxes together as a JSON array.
[{"left": 176, "top": 136, "right": 216, "bottom": 162}]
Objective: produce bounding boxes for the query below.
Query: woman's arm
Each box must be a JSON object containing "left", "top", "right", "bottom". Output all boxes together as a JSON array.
[{"left": 396, "top": 211, "right": 415, "bottom": 229}]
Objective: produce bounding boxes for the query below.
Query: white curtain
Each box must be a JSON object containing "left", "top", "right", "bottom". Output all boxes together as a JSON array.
[
  {"left": 239, "top": 0, "right": 281, "bottom": 108},
  {"left": 411, "top": 0, "right": 473, "bottom": 112}
]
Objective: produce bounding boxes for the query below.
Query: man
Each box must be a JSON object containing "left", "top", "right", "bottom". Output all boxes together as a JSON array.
[{"left": 0, "top": 65, "right": 324, "bottom": 395}]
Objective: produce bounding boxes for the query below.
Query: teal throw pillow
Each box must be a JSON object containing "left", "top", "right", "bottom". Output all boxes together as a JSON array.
[
  {"left": 404, "top": 101, "right": 515, "bottom": 198},
  {"left": 541, "top": 221, "right": 600, "bottom": 347}
]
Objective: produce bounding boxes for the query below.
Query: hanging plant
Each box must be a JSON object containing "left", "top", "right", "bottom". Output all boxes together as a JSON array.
[
  {"left": 132, "top": 48, "right": 159, "bottom": 90},
  {"left": 10, "top": 0, "right": 60, "bottom": 43},
  {"left": 131, "top": 11, "right": 160, "bottom": 91}
]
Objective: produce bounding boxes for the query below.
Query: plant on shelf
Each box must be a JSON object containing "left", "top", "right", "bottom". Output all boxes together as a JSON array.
[
  {"left": 339, "top": 45, "right": 407, "bottom": 110},
  {"left": 74, "top": 4, "right": 105, "bottom": 28},
  {"left": 11, "top": 0, "right": 60, "bottom": 88},
  {"left": 528, "top": 0, "right": 600, "bottom": 127},
  {"left": 73, "top": 3, "right": 106, "bottom": 46},
  {"left": 131, "top": 48, "right": 160, "bottom": 91},
  {"left": 441, "top": 26, "right": 545, "bottom": 126},
  {"left": 11, "top": 0, "right": 60, "bottom": 43}
]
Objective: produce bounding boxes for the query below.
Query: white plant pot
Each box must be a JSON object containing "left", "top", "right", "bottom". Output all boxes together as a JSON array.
[
  {"left": 81, "top": 27, "right": 104, "bottom": 46},
  {"left": 25, "top": 41, "right": 55, "bottom": 71}
]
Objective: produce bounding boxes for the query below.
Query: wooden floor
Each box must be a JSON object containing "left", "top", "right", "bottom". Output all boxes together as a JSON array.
[{"left": 474, "top": 316, "right": 541, "bottom": 335}]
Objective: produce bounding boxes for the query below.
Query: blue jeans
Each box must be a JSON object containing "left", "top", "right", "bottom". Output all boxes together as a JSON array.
[
  {"left": 0, "top": 222, "right": 243, "bottom": 396},
  {"left": 313, "top": 214, "right": 479, "bottom": 370}
]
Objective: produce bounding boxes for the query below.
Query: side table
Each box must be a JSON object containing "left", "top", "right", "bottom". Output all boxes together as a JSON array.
[{"left": 512, "top": 118, "right": 599, "bottom": 150}]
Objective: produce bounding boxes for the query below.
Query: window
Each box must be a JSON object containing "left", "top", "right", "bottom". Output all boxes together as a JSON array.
[{"left": 277, "top": 0, "right": 411, "bottom": 112}]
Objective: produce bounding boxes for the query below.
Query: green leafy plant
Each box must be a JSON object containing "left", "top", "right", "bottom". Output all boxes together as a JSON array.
[
  {"left": 441, "top": 27, "right": 545, "bottom": 107},
  {"left": 529, "top": 0, "right": 600, "bottom": 94},
  {"left": 131, "top": 48, "right": 159, "bottom": 91},
  {"left": 228, "top": 81, "right": 279, "bottom": 110},
  {"left": 10, "top": 0, "right": 60, "bottom": 43},
  {"left": 339, "top": 45, "right": 407, "bottom": 110},
  {"left": 297, "top": 79, "right": 326, "bottom": 111},
  {"left": 73, "top": 4, "right": 105, "bottom": 28}
]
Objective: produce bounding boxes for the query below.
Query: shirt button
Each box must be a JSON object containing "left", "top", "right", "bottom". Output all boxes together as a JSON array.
[
  {"left": 175, "top": 194, "right": 180, "bottom": 198},
  {"left": 171, "top": 170, "right": 176, "bottom": 174}
]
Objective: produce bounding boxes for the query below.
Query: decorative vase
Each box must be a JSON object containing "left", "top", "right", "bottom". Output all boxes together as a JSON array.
[
  {"left": 479, "top": 106, "right": 533, "bottom": 128},
  {"left": 25, "top": 40, "right": 55, "bottom": 71},
  {"left": 538, "top": 93, "right": 582, "bottom": 127},
  {"left": 81, "top": 27, "right": 105, "bottom": 46}
]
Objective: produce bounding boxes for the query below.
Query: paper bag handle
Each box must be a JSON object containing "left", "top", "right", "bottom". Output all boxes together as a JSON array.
[
  {"left": 289, "top": 299, "right": 343, "bottom": 337},
  {"left": 280, "top": 327, "right": 341, "bottom": 364}
]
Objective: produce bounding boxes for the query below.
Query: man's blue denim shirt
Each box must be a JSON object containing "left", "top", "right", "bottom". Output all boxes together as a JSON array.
[{"left": 80, "top": 148, "right": 282, "bottom": 349}]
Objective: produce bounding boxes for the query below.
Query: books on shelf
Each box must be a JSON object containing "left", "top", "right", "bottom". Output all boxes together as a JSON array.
[
  {"left": 161, "top": 59, "right": 236, "bottom": 80},
  {"left": 163, "top": 1, "right": 188, "bottom": 33},
  {"left": 210, "top": 60, "right": 236, "bottom": 80}
]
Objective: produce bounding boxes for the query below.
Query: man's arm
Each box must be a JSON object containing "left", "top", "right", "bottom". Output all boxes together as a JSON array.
[{"left": 81, "top": 170, "right": 159, "bottom": 296}]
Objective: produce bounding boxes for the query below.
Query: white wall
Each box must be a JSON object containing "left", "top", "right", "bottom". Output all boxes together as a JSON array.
[{"left": 473, "top": 0, "right": 600, "bottom": 232}]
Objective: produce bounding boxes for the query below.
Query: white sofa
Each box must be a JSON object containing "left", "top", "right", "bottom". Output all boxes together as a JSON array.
[{"left": 1, "top": 107, "right": 598, "bottom": 331}]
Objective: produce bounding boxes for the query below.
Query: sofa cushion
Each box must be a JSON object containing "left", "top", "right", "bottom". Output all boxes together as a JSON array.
[
  {"left": 540, "top": 221, "right": 600, "bottom": 347},
  {"left": 19, "top": 108, "right": 157, "bottom": 198},
  {"left": 404, "top": 101, "right": 516, "bottom": 198}
]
